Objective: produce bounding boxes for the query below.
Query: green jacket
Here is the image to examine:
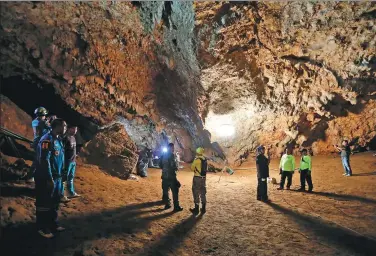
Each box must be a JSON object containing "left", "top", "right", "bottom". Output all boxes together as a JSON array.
[
  {"left": 299, "top": 155, "right": 311, "bottom": 171},
  {"left": 279, "top": 154, "right": 295, "bottom": 172}
]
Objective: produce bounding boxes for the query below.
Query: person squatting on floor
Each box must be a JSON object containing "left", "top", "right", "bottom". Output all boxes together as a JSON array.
[
  {"left": 190, "top": 147, "right": 208, "bottom": 215},
  {"left": 35, "top": 118, "right": 67, "bottom": 238},
  {"left": 28, "top": 107, "right": 51, "bottom": 183},
  {"left": 256, "top": 145, "right": 270, "bottom": 202},
  {"left": 334, "top": 140, "right": 353, "bottom": 176},
  {"left": 278, "top": 148, "right": 296, "bottom": 190},
  {"left": 62, "top": 125, "right": 81, "bottom": 199},
  {"left": 159, "top": 143, "right": 183, "bottom": 212},
  {"left": 298, "top": 149, "right": 313, "bottom": 192}
]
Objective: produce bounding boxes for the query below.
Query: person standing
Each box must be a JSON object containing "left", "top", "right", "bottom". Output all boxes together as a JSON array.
[
  {"left": 334, "top": 140, "right": 353, "bottom": 176},
  {"left": 256, "top": 145, "right": 270, "bottom": 202},
  {"left": 63, "top": 125, "right": 80, "bottom": 198},
  {"left": 190, "top": 147, "right": 208, "bottom": 215},
  {"left": 298, "top": 149, "right": 313, "bottom": 192},
  {"left": 159, "top": 143, "right": 183, "bottom": 212},
  {"left": 146, "top": 148, "right": 155, "bottom": 168},
  {"left": 277, "top": 148, "right": 295, "bottom": 190},
  {"left": 35, "top": 118, "right": 66, "bottom": 238},
  {"left": 27, "top": 107, "right": 50, "bottom": 183}
]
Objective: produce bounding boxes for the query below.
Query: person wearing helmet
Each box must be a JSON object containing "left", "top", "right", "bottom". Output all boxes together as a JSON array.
[
  {"left": 159, "top": 143, "right": 183, "bottom": 212},
  {"left": 190, "top": 147, "right": 208, "bottom": 215},
  {"left": 27, "top": 107, "right": 51, "bottom": 183},
  {"left": 256, "top": 145, "right": 271, "bottom": 202}
]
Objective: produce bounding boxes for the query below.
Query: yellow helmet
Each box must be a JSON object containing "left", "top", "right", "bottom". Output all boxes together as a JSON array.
[{"left": 196, "top": 147, "right": 204, "bottom": 155}]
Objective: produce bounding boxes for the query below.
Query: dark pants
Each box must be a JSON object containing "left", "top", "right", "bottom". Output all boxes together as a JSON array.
[
  {"left": 257, "top": 178, "right": 268, "bottom": 200},
  {"left": 280, "top": 171, "right": 293, "bottom": 189},
  {"left": 35, "top": 176, "right": 62, "bottom": 231},
  {"left": 162, "top": 178, "right": 180, "bottom": 208},
  {"left": 300, "top": 169, "right": 313, "bottom": 191}
]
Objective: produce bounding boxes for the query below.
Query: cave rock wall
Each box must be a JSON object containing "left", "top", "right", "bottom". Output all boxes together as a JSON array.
[
  {"left": 0, "top": 1, "right": 209, "bottom": 160},
  {"left": 195, "top": 2, "right": 376, "bottom": 159}
]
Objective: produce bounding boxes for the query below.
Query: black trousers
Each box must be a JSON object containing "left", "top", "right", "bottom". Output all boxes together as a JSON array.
[
  {"left": 35, "top": 176, "right": 61, "bottom": 231},
  {"left": 162, "top": 178, "right": 180, "bottom": 207},
  {"left": 300, "top": 169, "right": 313, "bottom": 191},
  {"left": 280, "top": 171, "right": 293, "bottom": 189},
  {"left": 257, "top": 178, "right": 268, "bottom": 200}
]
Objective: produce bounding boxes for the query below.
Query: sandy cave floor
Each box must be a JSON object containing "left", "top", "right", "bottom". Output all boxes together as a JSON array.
[{"left": 1, "top": 152, "right": 376, "bottom": 256}]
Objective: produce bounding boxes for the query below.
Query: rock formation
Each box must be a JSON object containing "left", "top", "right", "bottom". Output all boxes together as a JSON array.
[
  {"left": 195, "top": 2, "right": 376, "bottom": 159},
  {"left": 1, "top": 1, "right": 375, "bottom": 164},
  {"left": 0, "top": 1, "right": 208, "bottom": 162},
  {"left": 80, "top": 124, "right": 138, "bottom": 179}
]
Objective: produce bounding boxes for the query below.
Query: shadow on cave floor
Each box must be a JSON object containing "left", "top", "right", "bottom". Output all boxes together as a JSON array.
[
  {"left": 0, "top": 201, "right": 185, "bottom": 256},
  {"left": 0, "top": 183, "right": 35, "bottom": 198},
  {"left": 268, "top": 202, "right": 376, "bottom": 256},
  {"left": 351, "top": 171, "right": 376, "bottom": 177},
  {"left": 289, "top": 190, "right": 376, "bottom": 204},
  {"left": 136, "top": 214, "right": 203, "bottom": 255}
]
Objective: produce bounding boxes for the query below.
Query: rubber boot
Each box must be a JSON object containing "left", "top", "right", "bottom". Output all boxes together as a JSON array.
[
  {"left": 190, "top": 204, "right": 199, "bottom": 215},
  {"left": 201, "top": 203, "right": 206, "bottom": 214}
]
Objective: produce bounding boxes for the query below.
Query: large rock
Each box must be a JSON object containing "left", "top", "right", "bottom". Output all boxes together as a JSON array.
[{"left": 80, "top": 124, "right": 138, "bottom": 179}]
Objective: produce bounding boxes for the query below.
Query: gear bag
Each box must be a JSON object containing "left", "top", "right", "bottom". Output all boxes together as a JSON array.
[{"left": 200, "top": 158, "right": 208, "bottom": 176}]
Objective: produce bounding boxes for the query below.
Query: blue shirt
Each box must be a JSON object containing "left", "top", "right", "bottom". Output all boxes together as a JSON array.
[
  {"left": 36, "top": 132, "right": 64, "bottom": 180},
  {"left": 32, "top": 118, "right": 50, "bottom": 139}
]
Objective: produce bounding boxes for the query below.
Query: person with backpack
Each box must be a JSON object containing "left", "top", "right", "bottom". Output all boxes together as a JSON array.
[
  {"left": 256, "top": 145, "right": 270, "bottom": 202},
  {"left": 298, "top": 149, "right": 313, "bottom": 192},
  {"left": 277, "top": 148, "right": 296, "bottom": 190},
  {"left": 190, "top": 147, "right": 207, "bottom": 215}
]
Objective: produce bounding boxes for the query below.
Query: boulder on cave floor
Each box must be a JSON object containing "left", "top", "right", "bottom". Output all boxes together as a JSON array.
[
  {"left": 79, "top": 124, "right": 138, "bottom": 179},
  {"left": 0, "top": 153, "right": 32, "bottom": 182}
]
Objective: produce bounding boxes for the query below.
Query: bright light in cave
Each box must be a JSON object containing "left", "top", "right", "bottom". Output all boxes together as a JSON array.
[
  {"left": 217, "top": 124, "right": 235, "bottom": 137},
  {"left": 205, "top": 112, "right": 236, "bottom": 139}
]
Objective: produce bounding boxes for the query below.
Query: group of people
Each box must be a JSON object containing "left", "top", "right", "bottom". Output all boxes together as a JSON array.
[
  {"left": 255, "top": 140, "right": 354, "bottom": 202},
  {"left": 157, "top": 143, "right": 207, "bottom": 215},
  {"left": 30, "top": 106, "right": 358, "bottom": 237},
  {"left": 30, "top": 107, "right": 80, "bottom": 238}
]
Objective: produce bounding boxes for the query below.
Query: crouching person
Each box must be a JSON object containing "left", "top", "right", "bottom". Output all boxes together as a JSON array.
[
  {"left": 35, "top": 119, "right": 67, "bottom": 238},
  {"left": 256, "top": 145, "right": 271, "bottom": 202},
  {"left": 190, "top": 147, "right": 208, "bottom": 215}
]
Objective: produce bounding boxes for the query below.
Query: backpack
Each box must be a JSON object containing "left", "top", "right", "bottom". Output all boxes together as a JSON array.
[{"left": 200, "top": 158, "right": 208, "bottom": 176}]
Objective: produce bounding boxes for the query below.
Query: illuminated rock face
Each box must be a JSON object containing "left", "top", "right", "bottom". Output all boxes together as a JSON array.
[
  {"left": 1, "top": 2, "right": 375, "bottom": 164},
  {"left": 196, "top": 2, "right": 376, "bottom": 159},
  {"left": 0, "top": 1, "right": 209, "bottom": 161}
]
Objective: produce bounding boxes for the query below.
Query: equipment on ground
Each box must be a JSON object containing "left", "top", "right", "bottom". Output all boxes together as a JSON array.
[{"left": 0, "top": 127, "right": 33, "bottom": 158}]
